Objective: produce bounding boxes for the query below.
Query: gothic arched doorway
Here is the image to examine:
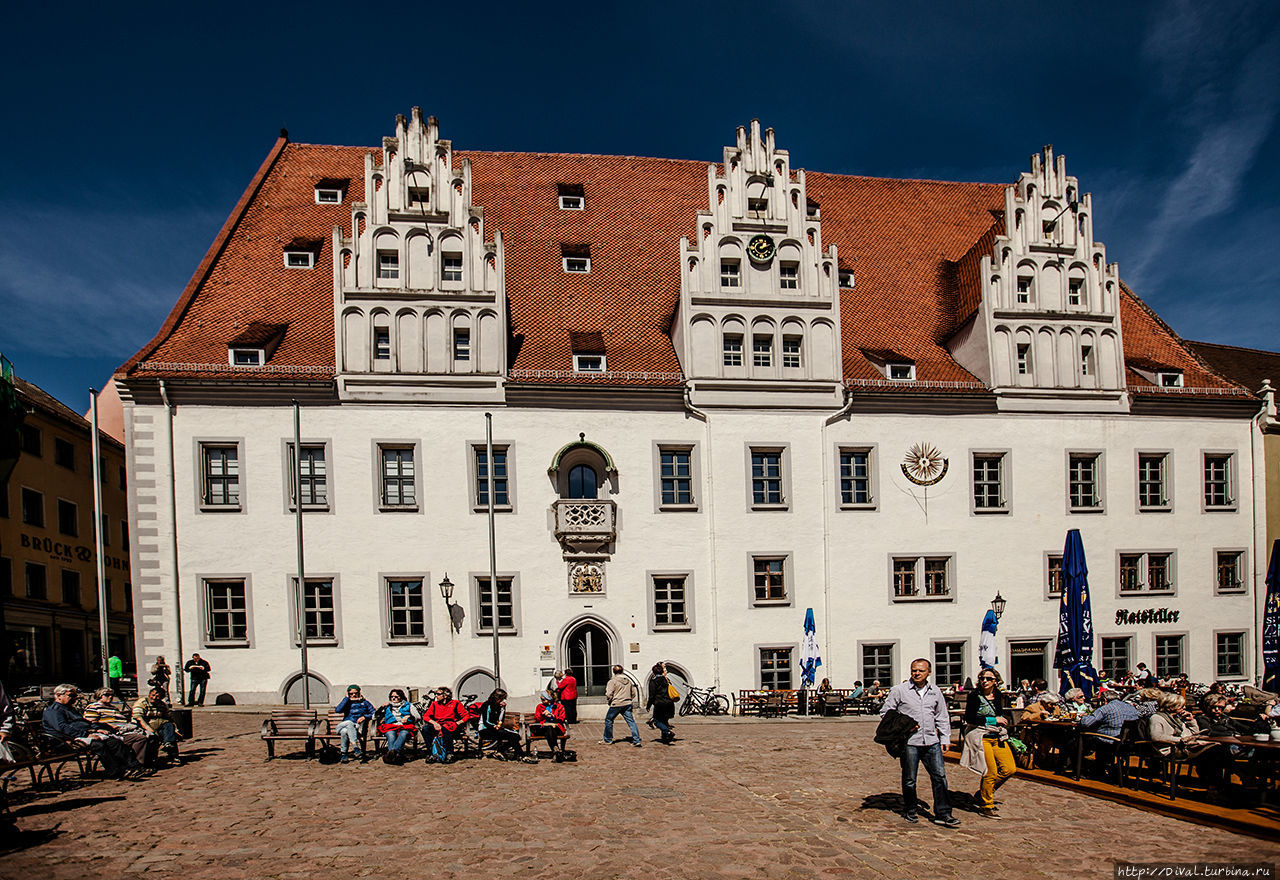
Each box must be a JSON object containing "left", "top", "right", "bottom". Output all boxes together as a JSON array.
[{"left": 565, "top": 620, "right": 613, "bottom": 697}]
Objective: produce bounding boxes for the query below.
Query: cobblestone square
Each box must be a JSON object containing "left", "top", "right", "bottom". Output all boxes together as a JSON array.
[{"left": 5, "top": 712, "right": 1277, "bottom": 879}]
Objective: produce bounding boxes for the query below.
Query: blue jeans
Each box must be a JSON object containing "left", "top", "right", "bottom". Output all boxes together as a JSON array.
[
  {"left": 603, "top": 705, "right": 641, "bottom": 744},
  {"left": 424, "top": 729, "right": 454, "bottom": 759},
  {"left": 337, "top": 719, "right": 364, "bottom": 754},
  {"left": 899, "top": 742, "right": 952, "bottom": 819},
  {"left": 385, "top": 729, "right": 411, "bottom": 752},
  {"left": 187, "top": 679, "right": 207, "bottom": 706}
]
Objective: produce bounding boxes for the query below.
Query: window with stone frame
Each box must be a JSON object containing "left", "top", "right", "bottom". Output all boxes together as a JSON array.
[
  {"left": 200, "top": 444, "right": 240, "bottom": 508},
  {"left": 288, "top": 444, "right": 328, "bottom": 508},
  {"left": 379, "top": 445, "right": 416, "bottom": 508},
  {"left": 386, "top": 578, "right": 427, "bottom": 641},
  {"left": 861, "top": 644, "right": 893, "bottom": 685},
  {"left": 750, "top": 450, "right": 783, "bottom": 505},
  {"left": 57, "top": 499, "right": 78, "bottom": 537},
  {"left": 1137, "top": 453, "right": 1170, "bottom": 510},
  {"left": 1119, "top": 552, "right": 1174, "bottom": 595},
  {"left": 752, "top": 557, "right": 787, "bottom": 603},
  {"left": 1155, "top": 634, "right": 1184, "bottom": 679},
  {"left": 759, "top": 647, "right": 792, "bottom": 690},
  {"left": 972, "top": 453, "right": 1007, "bottom": 511},
  {"left": 1068, "top": 453, "right": 1102, "bottom": 511},
  {"left": 1216, "top": 632, "right": 1245, "bottom": 678},
  {"left": 297, "top": 578, "right": 336, "bottom": 642},
  {"left": 1203, "top": 453, "right": 1235, "bottom": 509},
  {"left": 933, "top": 641, "right": 965, "bottom": 687},
  {"left": 1046, "top": 554, "right": 1064, "bottom": 599},
  {"left": 838, "top": 448, "right": 873, "bottom": 506},
  {"left": 21, "top": 488, "right": 43, "bottom": 526},
  {"left": 476, "top": 576, "right": 515, "bottom": 632},
  {"left": 893, "top": 558, "right": 916, "bottom": 598},
  {"left": 658, "top": 448, "right": 693, "bottom": 507},
  {"left": 474, "top": 445, "right": 510, "bottom": 508},
  {"left": 205, "top": 579, "right": 248, "bottom": 643},
  {"left": 1100, "top": 637, "right": 1131, "bottom": 679},
  {"left": 652, "top": 575, "right": 688, "bottom": 629},
  {"left": 1216, "top": 551, "right": 1245, "bottom": 594}
]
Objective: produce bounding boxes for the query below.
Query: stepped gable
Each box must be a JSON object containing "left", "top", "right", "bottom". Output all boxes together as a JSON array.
[{"left": 118, "top": 133, "right": 1240, "bottom": 398}]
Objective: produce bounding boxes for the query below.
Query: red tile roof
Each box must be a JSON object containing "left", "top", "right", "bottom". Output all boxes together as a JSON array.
[{"left": 118, "top": 137, "right": 1246, "bottom": 397}]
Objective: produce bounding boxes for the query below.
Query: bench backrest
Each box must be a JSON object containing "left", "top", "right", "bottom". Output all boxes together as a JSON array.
[{"left": 269, "top": 708, "right": 318, "bottom": 734}]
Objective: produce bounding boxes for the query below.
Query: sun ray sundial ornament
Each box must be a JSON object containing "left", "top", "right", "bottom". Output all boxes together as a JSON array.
[{"left": 899, "top": 442, "right": 949, "bottom": 520}]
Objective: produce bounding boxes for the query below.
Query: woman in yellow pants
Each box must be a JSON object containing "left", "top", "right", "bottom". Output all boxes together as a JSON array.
[{"left": 963, "top": 670, "right": 1016, "bottom": 818}]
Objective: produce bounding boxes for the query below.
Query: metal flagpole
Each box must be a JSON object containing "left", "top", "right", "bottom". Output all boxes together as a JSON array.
[
  {"left": 89, "top": 389, "right": 111, "bottom": 690},
  {"left": 486, "top": 412, "right": 500, "bottom": 686},
  {"left": 293, "top": 401, "right": 310, "bottom": 710}
]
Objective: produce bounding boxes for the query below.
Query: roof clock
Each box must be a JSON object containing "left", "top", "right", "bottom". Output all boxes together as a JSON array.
[{"left": 746, "top": 234, "right": 776, "bottom": 264}]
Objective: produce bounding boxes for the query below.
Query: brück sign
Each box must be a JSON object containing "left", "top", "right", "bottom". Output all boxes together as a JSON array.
[{"left": 1115, "top": 608, "right": 1180, "bottom": 625}]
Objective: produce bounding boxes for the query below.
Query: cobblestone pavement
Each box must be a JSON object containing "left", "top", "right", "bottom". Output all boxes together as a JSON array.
[{"left": 4, "top": 712, "right": 1277, "bottom": 879}]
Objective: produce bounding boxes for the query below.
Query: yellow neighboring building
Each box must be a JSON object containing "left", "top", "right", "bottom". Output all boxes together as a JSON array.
[{"left": 1, "top": 375, "right": 135, "bottom": 690}]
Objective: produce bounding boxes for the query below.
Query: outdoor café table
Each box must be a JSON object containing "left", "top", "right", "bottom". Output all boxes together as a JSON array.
[
  {"left": 1200, "top": 735, "right": 1280, "bottom": 798},
  {"left": 1027, "top": 719, "right": 1080, "bottom": 774}
]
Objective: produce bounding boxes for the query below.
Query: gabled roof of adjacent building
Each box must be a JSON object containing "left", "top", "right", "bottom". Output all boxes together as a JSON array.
[
  {"left": 118, "top": 135, "right": 1247, "bottom": 397},
  {"left": 1185, "top": 340, "right": 1280, "bottom": 396}
]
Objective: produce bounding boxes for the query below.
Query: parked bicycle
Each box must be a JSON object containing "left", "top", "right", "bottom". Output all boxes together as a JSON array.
[{"left": 678, "top": 685, "right": 730, "bottom": 716}]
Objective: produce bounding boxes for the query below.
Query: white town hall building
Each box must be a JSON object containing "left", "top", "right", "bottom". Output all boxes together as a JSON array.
[{"left": 116, "top": 111, "right": 1264, "bottom": 704}]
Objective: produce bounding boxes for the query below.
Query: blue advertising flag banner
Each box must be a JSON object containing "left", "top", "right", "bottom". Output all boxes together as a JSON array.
[
  {"left": 799, "top": 607, "right": 822, "bottom": 687},
  {"left": 1054, "top": 529, "right": 1100, "bottom": 698},
  {"left": 979, "top": 610, "right": 999, "bottom": 669},
  {"left": 1263, "top": 540, "right": 1280, "bottom": 693}
]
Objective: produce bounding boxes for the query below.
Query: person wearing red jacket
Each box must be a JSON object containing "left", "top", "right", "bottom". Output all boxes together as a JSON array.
[
  {"left": 421, "top": 686, "right": 471, "bottom": 763},
  {"left": 530, "top": 690, "right": 570, "bottom": 761},
  {"left": 555, "top": 670, "right": 580, "bottom": 724}
]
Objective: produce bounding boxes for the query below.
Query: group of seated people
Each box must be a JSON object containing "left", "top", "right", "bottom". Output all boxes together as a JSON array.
[
  {"left": 331, "top": 685, "right": 570, "bottom": 765},
  {"left": 40, "top": 684, "right": 181, "bottom": 779}
]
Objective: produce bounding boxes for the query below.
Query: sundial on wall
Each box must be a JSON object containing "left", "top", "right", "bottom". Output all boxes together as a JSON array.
[{"left": 896, "top": 442, "right": 950, "bottom": 521}]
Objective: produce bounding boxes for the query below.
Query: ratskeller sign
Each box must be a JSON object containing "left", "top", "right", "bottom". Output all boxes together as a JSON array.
[{"left": 1115, "top": 608, "right": 1180, "bottom": 625}]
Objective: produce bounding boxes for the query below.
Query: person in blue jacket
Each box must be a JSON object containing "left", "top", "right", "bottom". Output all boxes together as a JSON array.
[{"left": 334, "top": 684, "right": 375, "bottom": 763}]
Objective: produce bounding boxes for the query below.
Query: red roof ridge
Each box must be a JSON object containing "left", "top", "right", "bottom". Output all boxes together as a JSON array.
[
  {"left": 117, "top": 133, "right": 290, "bottom": 378},
  {"left": 1119, "top": 281, "right": 1245, "bottom": 392},
  {"left": 1185, "top": 339, "right": 1279, "bottom": 357}
]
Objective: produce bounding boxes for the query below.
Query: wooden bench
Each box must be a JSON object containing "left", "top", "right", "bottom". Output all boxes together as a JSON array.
[
  {"left": 737, "top": 689, "right": 802, "bottom": 717},
  {"left": 312, "top": 712, "right": 370, "bottom": 757},
  {"left": 260, "top": 708, "right": 322, "bottom": 759},
  {"left": 459, "top": 710, "right": 528, "bottom": 760},
  {"left": 525, "top": 714, "right": 570, "bottom": 758}
]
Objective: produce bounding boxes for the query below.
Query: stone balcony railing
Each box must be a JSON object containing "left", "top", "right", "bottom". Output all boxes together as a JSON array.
[{"left": 553, "top": 499, "right": 616, "bottom": 556}]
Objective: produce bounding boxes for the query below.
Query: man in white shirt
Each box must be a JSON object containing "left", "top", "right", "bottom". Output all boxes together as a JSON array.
[{"left": 880, "top": 658, "right": 960, "bottom": 827}]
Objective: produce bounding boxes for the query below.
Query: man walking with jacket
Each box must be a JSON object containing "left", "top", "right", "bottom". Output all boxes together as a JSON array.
[
  {"left": 599, "top": 665, "right": 642, "bottom": 747},
  {"left": 880, "top": 658, "right": 960, "bottom": 827}
]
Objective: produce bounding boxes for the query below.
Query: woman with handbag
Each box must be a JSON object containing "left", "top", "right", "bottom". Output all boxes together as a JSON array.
[
  {"left": 646, "top": 661, "right": 677, "bottom": 744},
  {"left": 375, "top": 689, "right": 420, "bottom": 765},
  {"left": 962, "top": 669, "right": 1016, "bottom": 818}
]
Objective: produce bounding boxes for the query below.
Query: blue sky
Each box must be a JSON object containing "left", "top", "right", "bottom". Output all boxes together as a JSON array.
[{"left": 3, "top": 0, "right": 1277, "bottom": 409}]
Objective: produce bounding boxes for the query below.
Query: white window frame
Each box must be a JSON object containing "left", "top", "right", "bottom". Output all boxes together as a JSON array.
[
  {"left": 836, "top": 445, "right": 877, "bottom": 510},
  {"left": 197, "top": 440, "right": 243, "bottom": 512},
  {"left": 720, "top": 259, "right": 741, "bottom": 289},
  {"left": 442, "top": 252, "right": 464, "bottom": 284},
  {"left": 1066, "top": 450, "right": 1105, "bottom": 513},
  {"left": 199, "top": 575, "right": 253, "bottom": 648},
  {"left": 781, "top": 335, "right": 802, "bottom": 370},
  {"left": 1213, "top": 548, "right": 1247, "bottom": 595},
  {"left": 889, "top": 554, "right": 956, "bottom": 602},
  {"left": 558, "top": 194, "right": 584, "bottom": 210},
  {"left": 1135, "top": 450, "right": 1172, "bottom": 513},
  {"left": 381, "top": 573, "right": 431, "bottom": 645},
  {"left": 283, "top": 250, "right": 315, "bottom": 269},
  {"left": 752, "top": 335, "right": 773, "bottom": 368},
  {"left": 723, "top": 334, "right": 744, "bottom": 367},
  {"left": 654, "top": 443, "right": 698, "bottom": 512},
  {"left": 472, "top": 572, "right": 520, "bottom": 636},
  {"left": 1116, "top": 550, "right": 1177, "bottom": 597},
  {"left": 470, "top": 442, "right": 514, "bottom": 512},
  {"left": 284, "top": 440, "right": 331, "bottom": 512},
  {"left": 746, "top": 444, "right": 789, "bottom": 510},
  {"left": 1158, "top": 371, "right": 1184, "bottom": 387},
  {"left": 779, "top": 261, "right": 799, "bottom": 290},
  {"left": 573, "top": 354, "right": 606, "bottom": 373},
  {"left": 970, "top": 449, "right": 1010, "bottom": 514},
  {"left": 562, "top": 257, "right": 591, "bottom": 274},
  {"left": 1201, "top": 450, "right": 1237, "bottom": 512},
  {"left": 314, "top": 188, "right": 342, "bottom": 205},
  {"left": 377, "top": 250, "right": 400, "bottom": 280},
  {"left": 289, "top": 574, "right": 341, "bottom": 647},
  {"left": 1067, "top": 277, "right": 1084, "bottom": 306},
  {"left": 1214, "top": 630, "right": 1247, "bottom": 680},
  {"left": 749, "top": 553, "right": 792, "bottom": 607},
  {"left": 375, "top": 442, "right": 419, "bottom": 511},
  {"left": 453, "top": 327, "right": 471, "bottom": 363},
  {"left": 229, "top": 348, "right": 264, "bottom": 367},
  {"left": 648, "top": 571, "right": 694, "bottom": 632},
  {"left": 886, "top": 363, "right": 915, "bottom": 381}
]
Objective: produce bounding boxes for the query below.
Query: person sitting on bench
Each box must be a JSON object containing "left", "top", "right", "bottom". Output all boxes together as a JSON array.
[
  {"left": 530, "top": 690, "right": 570, "bottom": 761},
  {"left": 83, "top": 688, "right": 151, "bottom": 768},
  {"left": 376, "top": 689, "right": 419, "bottom": 765},
  {"left": 131, "top": 687, "right": 182, "bottom": 765},
  {"left": 421, "top": 686, "right": 471, "bottom": 763},
  {"left": 44, "top": 684, "right": 140, "bottom": 778},
  {"left": 478, "top": 688, "right": 524, "bottom": 759}
]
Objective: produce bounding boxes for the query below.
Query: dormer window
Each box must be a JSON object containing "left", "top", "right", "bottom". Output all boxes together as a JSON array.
[
  {"left": 314, "top": 178, "right": 348, "bottom": 205},
  {"left": 558, "top": 183, "right": 585, "bottom": 210},
  {"left": 407, "top": 187, "right": 431, "bottom": 207},
  {"left": 747, "top": 197, "right": 768, "bottom": 219},
  {"left": 569, "top": 330, "right": 606, "bottom": 373},
  {"left": 720, "top": 259, "right": 741, "bottom": 288},
  {"left": 888, "top": 363, "right": 915, "bottom": 381},
  {"left": 1158, "top": 371, "right": 1184, "bottom": 387},
  {"left": 230, "top": 349, "right": 263, "bottom": 367},
  {"left": 574, "top": 355, "right": 605, "bottom": 373},
  {"left": 284, "top": 250, "right": 314, "bottom": 269},
  {"left": 779, "top": 262, "right": 799, "bottom": 290},
  {"left": 561, "top": 243, "right": 591, "bottom": 274},
  {"left": 838, "top": 270, "right": 854, "bottom": 289}
]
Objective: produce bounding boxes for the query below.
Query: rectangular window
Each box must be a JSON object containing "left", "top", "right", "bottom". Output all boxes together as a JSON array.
[
  {"left": 289, "top": 444, "right": 328, "bottom": 508},
  {"left": 972, "top": 453, "right": 1006, "bottom": 511},
  {"left": 782, "top": 336, "right": 801, "bottom": 369},
  {"left": 659, "top": 448, "right": 693, "bottom": 506},
  {"left": 408, "top": 187, "right": 431, "bottom": 207},
  {"left": 1147, "top": 553, "right": 1172, "bottom": 592},
  {"left": 380, "top": 446, "right": 416, "bottom": 508},
  {"left": 25, "top": 562, "right": 47, "bottom": 600},
  {"left": 1068, "top": 453, "right": 1102, "bottom": 511},
  {"left": 839, "top": 449, "right": 872, "bottom": 506},
  {"left": 232, "top": 348, "right": 263, "bottom": 366},
  {"left": 1137, "top": 453, "right": 1169, "bottom": 510},
  {"left": 934, "top": 642, "right": 964, "bottom": 687},
  {"left": 315, "top": 188, "right": 341, "bottom": 204},
  {"left": 747, "top": 197, "right": 769, "bottom": 219},
  {"left": 201, "top": 444, "right": 240, "bottom": 508},
  {"left": 653, "top": 576, "right": 688, "bottom": 628},
  {"left": 861, "top": 644, "right": 894, "bottom": 686},
  {"left": 1154, "top": 635, "right": 1184, "bottom": 679},
  {"left": 1216, "top": 550, "right": 1245, "bottom": 594},
  {"left": 892, "top": 556, "right": 954, "bottom": 601},
  {"left": 57, "top": 499, "right": 78, "bottom": 536},
  {"left": 475, "top": 446, "right": 509, "bottom": 508},
  {"left": 563, "top": 257, "right": 590, "bottom": 273},
  {"left": 121, "top": 521, "right": 128, "bottom": 551},
  {"left": 752, "top": 557, "right": 787, "bottom": 603},
  {"left": 0, "top": 557, "right": 10, "bottom": 598},
  {"left": 386, "top": 578, "right": 427, "bottom": 641},
  {"left": 21, "top": 488, "right": 44, "bottom": 527},
  {"left": 54, "top": 438, "right": 75, "bottom": 470},
  {"left": 205, "top": 579, "right": 248, "bottom": 642},
  {"left": 779, "top": 262, "right": 799, "bottom": 290},
  {"left": 1203, "top": 453, "right": 1235, "bottom": 509},
  {"left": 442, "top": 254, "right": 464, "bottom": 282},
  {"left": 61, "top": 569, "right": 80, "bottom": 607},
  {"left": 377, "top": 250, "right": 399, "bottom": 279},
  {"left": 1119, "top": 554, "right": 1143, "bottom": 593},
  {"left": 558, "top": 194, "right": 584, "bottom": 210},
  {"left": 1100, "top": 636, "right": 1131, "bottom": 679},
  {"left": 573, "top": 355, "right": 605, "bottom": 372},
  {"left": 1068, "top": 277, "right": 1083, "bottom": 306},
  {"left": 20, "top": 425, "right": 40, "bottom": 456},
  {"left": 1216, "top": 632, "right": 1245, "bottom": 678},
  {"left": 476, "top": 576, "right": 515, "bottom": 632},
  {"left": 454, "top": 328, "right": 470, "bottom": 362},
  {"left": 1081, "top": 345, "right": 1094, "bottom": 377},
  {"left": 1017, "top": 343, "right": 1030, "bottom": 375},
  {"left": 752, "top": 336, "right": 772, "bottom": 368},
  {"left": 1118, "top": 552, "right": 1175, "bottom": 595},
  {"left": 759, "top": 647, "right": 792, "bottom": 690},
  {"left": 887, "top": 363, "right": 915, "bottom": 381},
  {"left": 299, "top": 578, "right": 336, "bottom": 641},
  {"left": 1047, "top": 554, "right": 1064, "bottom": 599},
  {"left": 373, "top": 327, "right": 391, "bottom": 360},
  {"left": 723, "top": 335, "right": 744, "bottom": 367},
  {"left": 1016, "top": 276, "right": 1032, "bottom": 303},
  {"left": 750, "top": 450, "right": 783, "bottom": 505},
  {"left": 100, "top": 513, "right": 110, "bottom": 546},
  {"left": 1158, "top": 371, "right": 1184, "bottom": 387},
  {"left": 285, "top": 251, "right": 314, "bottom": 269},
  {"left": 720, "top": 260, "right": 740, "bottom": 288}
]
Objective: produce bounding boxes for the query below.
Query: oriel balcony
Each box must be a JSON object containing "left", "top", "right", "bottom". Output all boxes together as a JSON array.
[{"left": 553, "top": 498, "right": 616, "bottom": 557}]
